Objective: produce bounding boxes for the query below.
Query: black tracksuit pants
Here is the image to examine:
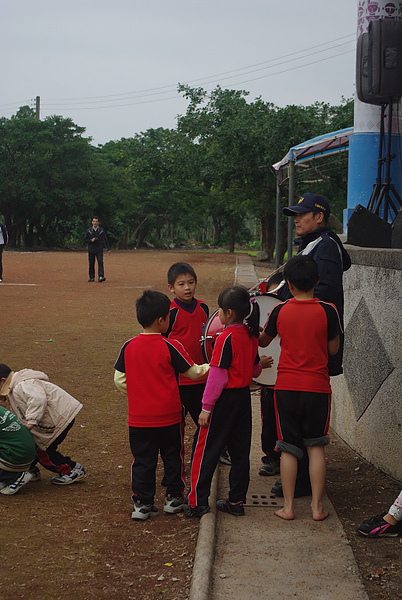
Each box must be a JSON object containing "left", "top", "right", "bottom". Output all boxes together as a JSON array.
[
  {"left": 188, "top": 387, "right": 252, "bottom": 508},
  {"left": 129, "top": 422, "right": 185, "bottom": 505}
]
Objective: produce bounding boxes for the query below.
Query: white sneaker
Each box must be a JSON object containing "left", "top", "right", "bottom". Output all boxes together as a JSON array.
[
  {"left": 51, "top": 463, "right": 86, "bottom": 485},
  {"left": 1, "top": 471, "right": 33, "bottom": 495}
]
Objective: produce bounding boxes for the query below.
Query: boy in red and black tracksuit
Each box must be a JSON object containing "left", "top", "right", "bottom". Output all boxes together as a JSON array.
[
  {"left": 165, "top": 262, "right": 209, "bottom": 425},
  {"left": 260, "top": 255, "right": 341, "bottom": 521},
  {"left": 114, "top": 290, "right": 209, "bottom": 521}
]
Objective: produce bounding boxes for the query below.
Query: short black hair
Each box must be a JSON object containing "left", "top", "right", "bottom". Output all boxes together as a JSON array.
[
  {"left": 266, "top": 271, "right": 283, "bottom": 289},
  {"left": 136, "top": 290, "right": 171, "bottom": 328},
  {"left": 167, "top": 262, "right": 197, "bottom": 286},
  {"left": 283, "top": 255, "right": 319, "bottom": 292},
  {"left": 0, "top": 364, "right": 12, "bottom": 380}
]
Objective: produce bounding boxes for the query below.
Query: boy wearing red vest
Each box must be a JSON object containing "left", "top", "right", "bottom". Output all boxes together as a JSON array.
[
  {"left": 165, "top": 262, "right": 209, "bottom": 425},
  {"left": 114, "top": 290, "right": 209, "bottom": 521}
]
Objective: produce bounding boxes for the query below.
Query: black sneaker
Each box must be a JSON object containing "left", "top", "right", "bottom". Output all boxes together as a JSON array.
[
  {"left": 88, "top": 278, "right": 94, "bottom": 282},
  {"left": 98, "top": 277, "right": 106, "bottom": 282},
  {"left": 259, "top": 458, "right": 280, "bottom": 476},
  {"left": 164, "top": 495, "right": 187, "bottom": 514},
  {"left": 355, "top": 513, "right": 402, "bottom": 537},
  {"left": 185, "top": 505, "right": 210, "bottom": 518},
  {"left": 217, "top": 499, "right": 245, "bottom": 516},
  {"left": 131, "top": 502, "right": 159, "bottom": 521}
]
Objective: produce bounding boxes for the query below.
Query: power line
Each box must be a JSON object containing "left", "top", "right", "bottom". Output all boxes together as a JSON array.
[
  {"left": 42, "top": 33, "right": 355, "bottom": 104},
  {"left": 0, "top": 34, "right": 356, "bottom": 115},
  {"left": 41, "top": 48, "right": 355, "bottom": 112},
  {"left": 41, "top": 38, "right": 355, "bottom": 108}
]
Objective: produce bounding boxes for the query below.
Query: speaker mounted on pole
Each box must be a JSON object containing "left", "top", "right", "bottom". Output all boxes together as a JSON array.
[{"left": 368, "top": 19, "right": 402, "bottom": 102}]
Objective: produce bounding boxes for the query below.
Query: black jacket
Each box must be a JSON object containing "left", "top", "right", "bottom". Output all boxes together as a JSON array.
[{"left": 84, "top": 227, "right": 110, "bottom": 254}]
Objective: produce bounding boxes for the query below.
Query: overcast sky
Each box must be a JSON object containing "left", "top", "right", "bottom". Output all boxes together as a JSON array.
[{"left": 2, "top": 1, "right": 358, "bottom": 146}]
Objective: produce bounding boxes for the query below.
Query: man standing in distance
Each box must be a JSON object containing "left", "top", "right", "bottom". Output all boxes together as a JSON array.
[
  {"left": 84, "top": 217, "right": 111, "bottom": 283},
  {"left": 0, "top": 221, "right": 8, "bottom": 282},
  {"left": 272, "top": 193, "right": 351, "bottom": 497}
]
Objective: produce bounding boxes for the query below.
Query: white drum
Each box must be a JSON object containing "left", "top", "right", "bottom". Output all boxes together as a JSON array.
[{"left": 252, "top": 292, "right": 282, "bottom": 387}]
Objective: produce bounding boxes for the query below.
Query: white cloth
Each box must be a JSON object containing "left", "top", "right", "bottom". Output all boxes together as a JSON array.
[{"left": 388, "top": 490, "right": 402, "bottom": 522}]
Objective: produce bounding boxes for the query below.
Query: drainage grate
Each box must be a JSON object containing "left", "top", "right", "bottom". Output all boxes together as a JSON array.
[{"left": 245, "top": 493, "right": 283, "bottom": 507}]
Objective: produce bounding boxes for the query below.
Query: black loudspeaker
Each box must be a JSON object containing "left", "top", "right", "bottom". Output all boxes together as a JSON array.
[
  {"left": 356, "top": 33, "right": 386, "bottom": 105},
  {"left": 368, "top": 19, "right": 402, "bottom": 101},
  {"left": 347, "top": 204, "right": 392, "bottom": 248},
  {"left": 391, "top": 210, "right": 402, "bottom": 249}
]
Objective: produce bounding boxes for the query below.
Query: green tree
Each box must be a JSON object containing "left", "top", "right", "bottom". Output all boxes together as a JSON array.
[{"left": 0, "top": 107, "right": 94, "bottom": 247}]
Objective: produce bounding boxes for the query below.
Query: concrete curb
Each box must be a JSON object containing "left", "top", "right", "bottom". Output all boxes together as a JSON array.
[
  {"left": 188, "top": 469, "right": 218, "bottom": 600},
  {"left": 188, "top": 254, "right": 257, "bottom": 600}
]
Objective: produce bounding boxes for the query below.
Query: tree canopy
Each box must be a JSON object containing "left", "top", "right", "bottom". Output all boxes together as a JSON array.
[{"left": 0, "top": 91, "right": 353, "bottom": 259}]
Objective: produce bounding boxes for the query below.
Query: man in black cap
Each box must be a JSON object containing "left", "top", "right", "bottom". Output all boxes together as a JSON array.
[{"left": 271, "top": 193, "right": 351, "bottom": 497}]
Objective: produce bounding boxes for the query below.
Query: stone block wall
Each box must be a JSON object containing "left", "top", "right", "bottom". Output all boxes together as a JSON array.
[{"left": 331, "top": 246, "right": 402, "bottom": 481}]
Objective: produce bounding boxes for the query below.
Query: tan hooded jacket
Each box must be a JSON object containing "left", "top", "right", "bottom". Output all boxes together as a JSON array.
[{"left": 7, "top": 369, "right": 82, "bottom": 450}]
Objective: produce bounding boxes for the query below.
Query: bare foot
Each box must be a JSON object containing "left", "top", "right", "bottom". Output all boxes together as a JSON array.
[
  {"left": 312, "top": 509, "right": 329, "bottom": 521},
  {"left": 274, "top": 507, "right": 294, "bottom": 520}
]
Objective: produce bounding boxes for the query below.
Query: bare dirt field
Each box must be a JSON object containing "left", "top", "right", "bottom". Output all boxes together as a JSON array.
[{"left": 0, "top": 250, "right": 400, "bottom": 600}]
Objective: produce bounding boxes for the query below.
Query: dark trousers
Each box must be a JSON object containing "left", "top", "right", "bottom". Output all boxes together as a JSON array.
[
  {"left": 179, "top": 383, "right": 205, "bottom": 426},
  {"left": 0, "top": 246, "right": 4, "bottom": 279},
  {"left": 129, "top": 422, "right": 185, "bottom": 505},
  {"left": 0, "top": 469, "right": 24, "bottom": 484},
  {"left": 88, "top": 250, "right": 104, "bottom": 279},
  {"left": 260, "top": 386, "right": 280, "bottom": 462},
  {"left": 188, "top": 387, "right": 252, "bottom": 508},
  {"left": 35, "top": 419, "right": 76, "bottom": 475}
]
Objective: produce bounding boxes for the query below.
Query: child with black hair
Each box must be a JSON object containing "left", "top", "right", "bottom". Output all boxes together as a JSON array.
[
  {"left": 187, "top": 285, "right": 270, "bottom": 518},
  {"left": 165, "top": 262, "right": 209, "bottom": 425},
  {"left": 114, "top": 290, "right": 209, "bottom": 521},
  {"left": 259, "top": 255, "right": 341, "bottom": 521}
]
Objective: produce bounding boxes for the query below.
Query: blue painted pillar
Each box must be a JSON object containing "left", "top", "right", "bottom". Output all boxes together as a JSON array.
[{"left": 345, "top": 0, "right": 402, "bottom": 231}]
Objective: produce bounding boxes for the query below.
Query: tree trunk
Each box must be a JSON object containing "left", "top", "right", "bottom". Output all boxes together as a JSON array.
[
  {"left": 135, "top": 225, "right": 149, "bottom": 248},
  {"left": 25, "top": 222, "right": 35, "bottom": 247},
  {"left": 260, "top": 213, "right": 276, "bottom": 261},
  {"left": 213, "top": 218, "right": 223, "bottom": 245},
  {"left": 278, "top": 220, "right": 289, "bottom": 264},
  {"left": 229, "top": 215, "right": 236, "bottom": 253}
]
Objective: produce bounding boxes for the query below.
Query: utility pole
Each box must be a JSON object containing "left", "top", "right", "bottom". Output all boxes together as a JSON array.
[{"left": 35, "top": 96, "right": 40, "bottom": 119}]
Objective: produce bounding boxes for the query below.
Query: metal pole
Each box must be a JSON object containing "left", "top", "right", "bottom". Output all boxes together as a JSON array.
[
  {"left": 275, "top": 179, "right": 281, "bottom": 268},
  {"left": 35, "top": 96, "right": 40, "bottom": 119},
  {"left": 287, "top": 161, "right": 295, "bottom": 259}
]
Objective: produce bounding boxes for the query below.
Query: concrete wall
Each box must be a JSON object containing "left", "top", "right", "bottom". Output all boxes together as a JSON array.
[{"left": 331, "top": 246, "right": 402, "bottom": 481}]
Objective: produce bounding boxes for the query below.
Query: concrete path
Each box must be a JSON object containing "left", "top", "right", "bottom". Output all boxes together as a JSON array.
[{"left": 189, "top": 254, "right": 369, "bottom": 600}]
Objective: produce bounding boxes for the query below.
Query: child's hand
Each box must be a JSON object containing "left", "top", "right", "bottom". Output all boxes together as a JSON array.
[
  {"left": 260, "top": 355, "right": 274, "bottom": 369},
  {"left": 198, "top": 410, "right": 210, "bottom": 427}
]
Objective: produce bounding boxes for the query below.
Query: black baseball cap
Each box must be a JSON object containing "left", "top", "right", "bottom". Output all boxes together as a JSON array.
[{"left": 283, "top": 193, "right": 330, "bottom": 220}]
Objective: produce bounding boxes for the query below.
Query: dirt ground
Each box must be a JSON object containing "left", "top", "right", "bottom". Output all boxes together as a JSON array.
[{"left": 0, "top": 250, "right": 400, "bottom": 600}]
